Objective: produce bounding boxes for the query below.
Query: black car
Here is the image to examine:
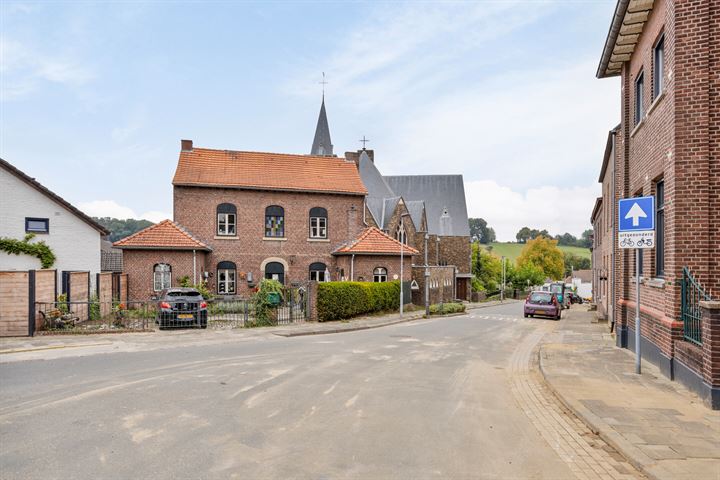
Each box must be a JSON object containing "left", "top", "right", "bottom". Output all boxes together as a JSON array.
[{"left": 156, "top": 288, "right": 208, "bottom": 329}]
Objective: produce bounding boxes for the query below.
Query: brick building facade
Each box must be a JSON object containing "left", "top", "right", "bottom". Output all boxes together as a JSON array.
[{"left": 596, "top": 0, "right": 719, "bottom": 408}]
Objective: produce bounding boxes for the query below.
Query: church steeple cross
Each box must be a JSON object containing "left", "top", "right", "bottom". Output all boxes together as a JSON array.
[
  {"left": 319, "top": 72, "right": 328, "bottom": 97},
  {"left": 359, "top": 135, "right": 370, "bottom": 149}
]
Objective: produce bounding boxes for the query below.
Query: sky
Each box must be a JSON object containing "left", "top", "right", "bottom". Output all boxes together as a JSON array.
[{"left": 0, "top": 0, "right": 620, "bottom": 242}]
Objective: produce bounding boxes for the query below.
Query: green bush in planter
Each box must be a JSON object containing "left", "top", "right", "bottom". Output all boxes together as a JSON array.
[
  {"left": 428, "top": 302, "right": 466, "bottom": 315},
  {"left": 317, "top": 281, "right": 401, "bottom": 322}
]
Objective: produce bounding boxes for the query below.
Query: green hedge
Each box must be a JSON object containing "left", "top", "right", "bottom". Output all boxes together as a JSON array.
[
  {"left": 428, "top": 302, "right": 466, "bottom": 315},
  {"left": 317, "top": 281, "right": 401, "bottom": 322}
]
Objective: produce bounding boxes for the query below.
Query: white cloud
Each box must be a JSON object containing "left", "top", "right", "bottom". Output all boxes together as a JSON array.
[
  {"left": 0, "top": 37, "right": 95, "bottom": 100},
  {"left": 465, "top": 180, "right": 600, "bottom": 242},
  {"left": 77, "top": 200, "right": 170, "bottom": 223}
]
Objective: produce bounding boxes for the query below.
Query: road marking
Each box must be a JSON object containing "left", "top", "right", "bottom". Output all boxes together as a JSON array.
[
  {"left": 323, "top": 380, "right": 339, "bottom": 395},
  {"left": 508, "top": 322, "right": 641, "bottom": 480}
]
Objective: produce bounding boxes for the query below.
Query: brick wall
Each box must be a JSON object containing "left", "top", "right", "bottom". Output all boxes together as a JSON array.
[
  {"left": 334, "top": 254, "right": 414, "bottom": 283},
  {"left": 122, "top": 250, "right": 207, "bottom": 301},
  {"left": 411, "top": 265, "right": 455, "bottom": 305},
  {"left": 174, "top": 186, "right": 366, "bottom": 295},
  {"left": 609, "top": 0, "right": 719, "bottom": 394},
  {"left": 438, "top": 236, "right": 471, "bottom": 274}
]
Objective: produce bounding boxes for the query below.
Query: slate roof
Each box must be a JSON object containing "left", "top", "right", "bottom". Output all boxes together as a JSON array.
[
  {"left": 310, "top": 98, "right": 333, "bottom": 156},
  {"left": 113, "top": 220, "right": 211, "bottom": 251},
  {"left": 0, "top": 158, "right": 109, "bottom": 236},
  {"left": 333, "top": 227, "right": 419, "bottom": 256},
  {"left": 172, "top": 147, "right": 366, "bottom": 196},
  {"left": 405, "top": 200, "right": 426, "bottom": 230},
  {"left": 384, "top": 175, "right": 470, "bottom": 237}
]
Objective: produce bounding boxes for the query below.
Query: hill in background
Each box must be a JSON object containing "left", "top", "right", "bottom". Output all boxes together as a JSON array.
[{"left": 483, "top": 242, "right": 591, "bottom": 263}]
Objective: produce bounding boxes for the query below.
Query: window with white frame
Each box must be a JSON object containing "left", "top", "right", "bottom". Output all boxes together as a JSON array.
[
  {"left": 309, "top": 262, "right": 327, "bottom": 282},
  {"left": 217, "top": 203, "right": 237, "bottom": 236},
  {"left": 217, "top": 261, "right": 236, "bottom": 294},
  {"left": 373, "top": 267, "right": 387, "bottom": 283},
  {"left": 153, "top": 263, "right": 171, "bottom": 291},
  {"left": 309, "top": 207, "right": 327, "bottom": 239}
]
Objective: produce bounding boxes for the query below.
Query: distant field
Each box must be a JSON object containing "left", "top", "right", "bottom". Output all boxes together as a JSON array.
[{"left": 482, "top": 242, "right": 591, "bottom": 263}]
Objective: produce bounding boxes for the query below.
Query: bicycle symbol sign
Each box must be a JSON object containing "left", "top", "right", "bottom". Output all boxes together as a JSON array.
[{"left": 618, "top": 231, "right": 655, "bottom": 249}]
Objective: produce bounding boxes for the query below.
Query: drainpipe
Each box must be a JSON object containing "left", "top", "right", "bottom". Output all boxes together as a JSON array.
[
  {"left": 350, "top": 254, "right": 355, "bottom": 281},
  {"left": 192, "top": 250, "right": 197, "bottom": 284}
]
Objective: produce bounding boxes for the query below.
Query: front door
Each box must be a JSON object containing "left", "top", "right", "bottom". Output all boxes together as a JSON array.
[
  {"left": 264, "top": 262, "right": 285, "bottom": 285},
  {"left": 456, "top": 278, "right": 467, "bottom": 300}
]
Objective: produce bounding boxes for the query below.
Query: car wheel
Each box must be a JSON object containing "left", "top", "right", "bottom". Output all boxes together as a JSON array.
[{"left": 524, "top": 313, "right": 528, "bottom": 318}]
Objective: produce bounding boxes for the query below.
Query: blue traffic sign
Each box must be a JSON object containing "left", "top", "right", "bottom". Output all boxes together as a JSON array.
[{"left": 618, "top": 196, "right": 655, "bottom": 232}]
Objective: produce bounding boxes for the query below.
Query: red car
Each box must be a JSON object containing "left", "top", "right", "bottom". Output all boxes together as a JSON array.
[{"left": 524, "top": 291, "right": 561, "bottom": 320}]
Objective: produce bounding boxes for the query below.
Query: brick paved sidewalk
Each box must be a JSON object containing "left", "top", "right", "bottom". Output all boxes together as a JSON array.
[{"left": 539, "top": 307, "right": 720, "bottom": 480}]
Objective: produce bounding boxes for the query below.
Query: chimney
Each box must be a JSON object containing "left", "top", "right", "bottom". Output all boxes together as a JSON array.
[
  {"left": 181, "top": 139, "right": 193, "bottom": 152},
  {"left": 345, "top": 151, "right": 360, "bottom": 168}
]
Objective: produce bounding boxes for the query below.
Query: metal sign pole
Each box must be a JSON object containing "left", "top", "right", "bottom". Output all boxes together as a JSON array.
[{"left": 635, "top": 248, "right": 641, "bottom": 374}]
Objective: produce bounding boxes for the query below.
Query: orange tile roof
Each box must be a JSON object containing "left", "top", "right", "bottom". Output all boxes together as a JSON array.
[
  {"left": 333, "top": 227, "right": 419, "bottom": 256},
  {"left": 172, "top": 147, "right": 367, "bottom": 195},
  {"left": 113, "top": 220, "right": 211, "bottom": 251}
]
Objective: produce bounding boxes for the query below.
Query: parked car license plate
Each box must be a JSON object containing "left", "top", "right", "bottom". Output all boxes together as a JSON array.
[{"left": 177, "top": 314, "right": 193, "bottom": 319}]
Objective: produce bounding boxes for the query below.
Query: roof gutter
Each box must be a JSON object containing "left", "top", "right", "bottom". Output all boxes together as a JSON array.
[{"left": 597, "top": 0, "right": 630, "bottom": 79}]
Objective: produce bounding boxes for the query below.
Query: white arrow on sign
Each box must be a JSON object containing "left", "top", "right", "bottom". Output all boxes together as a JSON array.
[{"left": 625, "top": 202, "right": 647, "bottom": 227}]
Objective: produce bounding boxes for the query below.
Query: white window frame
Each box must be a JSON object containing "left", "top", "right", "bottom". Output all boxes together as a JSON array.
[
  {"left": 373, "top": 267, "right": 388, "bottom": 283},
  {"left": 153, "top": 264, "right": 171, "bottom": 291},
  {"left": 395, "top": 224, "right": 407, "bottom": 244},
  {"left": 310, "top": 216, "right": 327, "bottom": 239},
  {"left": 217, "top": 213, "right": 236, "bottom": 236},
  {"left": 218, "top": 268, "right": 236, "bottom": 294}
]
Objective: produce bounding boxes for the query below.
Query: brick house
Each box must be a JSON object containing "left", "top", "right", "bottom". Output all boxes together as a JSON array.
[{"left": 596, "top": 0, "right": 719, "bottom": 408}]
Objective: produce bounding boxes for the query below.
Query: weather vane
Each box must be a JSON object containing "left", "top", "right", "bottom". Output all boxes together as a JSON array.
[{"left": 359, "top": 135, "right": 370, "bottom": 149}]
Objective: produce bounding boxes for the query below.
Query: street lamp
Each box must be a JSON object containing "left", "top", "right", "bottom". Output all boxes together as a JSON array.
[
  {"left": 424, "top": 233, "right": 430, "bottom": 317},
  {"left": 399, "top": 213, "right": 411, "bottom": 317},
  {"left": 501, "top": 256, "right": 506, "bottom": 302}
]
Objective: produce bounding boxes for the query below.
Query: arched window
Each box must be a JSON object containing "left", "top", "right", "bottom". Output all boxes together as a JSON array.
[
  {"left": 153, "top": 263, "right": 171, "bottom": 291},
  {"left": 309, "top": 207, "right": 328, "bottom": 239},
  {"left": 395, "top": 224, "right": 407, "bottom": 245},
  {"left": 265, "top": 206, "right": 285, "bottom": 238},
  {"left": 217, "top": 203, "right": 237, "bottom": 236},
  {"left": 373, "top": 267, "right": 387, "bottom": 283},
  {"left": 309, "top": 262, "right": 327, "bottom": 282},
  {"left": 217, "top": 261, "right": 236, "bottom": 294},
  {"left": 265, "top": 261, "right": 285, "bottom": 284}
]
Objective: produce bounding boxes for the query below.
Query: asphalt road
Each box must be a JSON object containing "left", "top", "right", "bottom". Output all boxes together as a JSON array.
[{"left": 1, "top": 302, "right": 578, "bottom": 479}]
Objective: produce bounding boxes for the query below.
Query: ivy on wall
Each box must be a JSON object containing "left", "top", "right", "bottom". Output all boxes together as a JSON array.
[{"left": 0, "top": 234, "right": 56, "bottom": 269}]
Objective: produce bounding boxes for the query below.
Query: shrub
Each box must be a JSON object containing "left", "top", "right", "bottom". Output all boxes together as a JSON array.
[
  {"left": 317, "top": 281, "right": 401, "bottom": 322},
  {"left": 428, "top": 302, "right": 466, "bottom": 315},
  {"left": 249, "top": 279, "right": 284, "bottom": 327}
]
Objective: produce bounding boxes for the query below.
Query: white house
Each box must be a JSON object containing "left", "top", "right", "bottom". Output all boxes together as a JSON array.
[{"left": 0, "top": 158, "right": 109, "bottom": 286}]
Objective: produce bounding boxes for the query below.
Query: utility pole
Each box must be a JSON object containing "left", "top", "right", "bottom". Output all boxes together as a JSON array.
[
  {"left": 424, "top": 233, "right": 430, "bottom": 317},
  {"left": 399, "top": 213, "right": 411, "bottom": 317}
]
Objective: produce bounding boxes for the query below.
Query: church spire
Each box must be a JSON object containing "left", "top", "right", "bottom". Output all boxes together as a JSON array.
[{"left": 311, "top": 74, "right": 334, "bottom": 156}]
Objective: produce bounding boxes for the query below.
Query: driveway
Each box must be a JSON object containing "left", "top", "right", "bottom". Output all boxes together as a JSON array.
[{"left": 0, "top": 304, "right": 640, "bottom": 479}]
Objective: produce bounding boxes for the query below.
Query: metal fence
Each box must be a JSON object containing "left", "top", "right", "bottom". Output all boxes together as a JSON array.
[
  {"left": 36, "top": 289, "right": 307, "bottom": 333},
  {"left": 681, "top": 267, "right": 711, "bottom": 346}
]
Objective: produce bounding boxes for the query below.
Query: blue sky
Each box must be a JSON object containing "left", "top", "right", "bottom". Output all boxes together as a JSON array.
[{"left": 1, "top": 0, "right": 619, "bottom": 241}]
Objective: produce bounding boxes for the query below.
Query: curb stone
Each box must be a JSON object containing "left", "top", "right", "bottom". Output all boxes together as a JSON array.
[
  {"left": 537, "top": 344, "right": 664, "bottom": 480},
  {"left": 274, "top": 311, "right": 468, "bottom": 337}
]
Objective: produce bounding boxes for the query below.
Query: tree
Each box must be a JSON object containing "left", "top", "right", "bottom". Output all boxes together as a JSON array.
[
  {"left": 471, "top": 243, "right": 503, "bottom": 291},
  {"left": 94, "top": 217, "right": 154, "bottom": 242},
  {"left": 516, "top": 236, "right": 564, "bottom": 280},
  {"left": 579, "top": 229, "right": 593, "bottom": 248},
  {"left": 516, "top": 227, "right": 532, "bottom": 243},
  {"left": 510, "top": 262, "right": 546, "bottom": 287},
  {"left": 563, "top": 252, "right": 592, "bottom": 277},
  {"left": 555, "top": 232, "right": 579, "bottom": 246},
  {"left": 469, "top": 218, "right": 496, "bottom": 244}
]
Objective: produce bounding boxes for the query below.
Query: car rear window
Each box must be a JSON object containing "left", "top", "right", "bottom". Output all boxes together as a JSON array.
[
  {"left": 167, "top": 291, "right": 202, "bottom": 297},
  {"left": 530, "top": 293, "right": 553, "bottom": 304}
]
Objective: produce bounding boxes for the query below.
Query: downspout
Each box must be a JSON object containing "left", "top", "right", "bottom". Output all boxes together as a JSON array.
[
  {"left": 350, "top": 254, "right": 355, "bottom": 281},
  {"left": 193, "top": 250, "right": 197, "bottom": 285}
]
